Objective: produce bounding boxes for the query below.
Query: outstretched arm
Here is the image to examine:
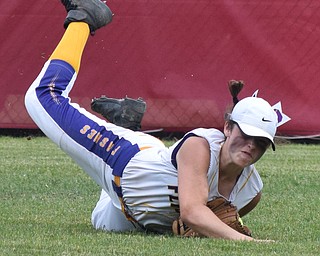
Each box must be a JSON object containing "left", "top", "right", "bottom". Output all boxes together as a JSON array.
[{"left": 176, "top": 136, "right": 254, "bottom": 240}]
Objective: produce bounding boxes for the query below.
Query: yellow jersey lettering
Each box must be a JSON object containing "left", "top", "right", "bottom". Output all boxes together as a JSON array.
[
  {"left": 111, "top": 146, "right": 121, "bottom": 156},
  {"left": 79, "top": 126, "right": 121, "bottom": 156},
  {"left": 80, "top": 125, "right": 91, "bottom": 135},
  {"left": 87, "top": 129, "right": 97, "bottom": 139},
  {"left": 106, "top": 141, "right": 114, "bottom": 152},
  {"left": 93, "top": 132, "right": 103, "bottom": 143},
  {"left": 99, "top": 137, "right": 109, "bottom": 148}
]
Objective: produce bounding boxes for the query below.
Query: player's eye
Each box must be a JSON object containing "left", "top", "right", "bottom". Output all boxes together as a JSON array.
[
  {"left": 254, "top": 138, "right": 271, "bottom": 150},
  {"left": 235, "top": 123, "right": 271, "bottom": 150}
]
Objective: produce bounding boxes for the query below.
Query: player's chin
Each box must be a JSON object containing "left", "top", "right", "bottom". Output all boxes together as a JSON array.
[{"left": 237, "top": 152, "right": 254, "bottom": 166}]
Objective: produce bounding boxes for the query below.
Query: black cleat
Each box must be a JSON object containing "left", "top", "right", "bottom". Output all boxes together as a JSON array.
[{"left": 61, "top": 0, "right": 113, "bottom": 34}]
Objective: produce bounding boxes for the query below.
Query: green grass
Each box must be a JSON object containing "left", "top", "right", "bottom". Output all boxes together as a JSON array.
[{"left": 0, "top": 136, "right": 319, "bottom": 255}]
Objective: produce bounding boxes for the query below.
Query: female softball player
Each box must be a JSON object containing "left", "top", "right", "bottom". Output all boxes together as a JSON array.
[{"left": 25, "top": 0, "right": 289, "bottom": 241}]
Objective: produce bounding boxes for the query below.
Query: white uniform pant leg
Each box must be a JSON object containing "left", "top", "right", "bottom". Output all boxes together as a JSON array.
[
  {"left": 25, "top": 60, "right": 148, "bottom": 231},
  {"left": 25, "top": 60, "right": 159, "bottom": 186},
  {"left": 24, "top": 60, "right": 112, "bottom": 189},
  {"left": 91, "top": 189, "right": 140, "bottom": 231}
]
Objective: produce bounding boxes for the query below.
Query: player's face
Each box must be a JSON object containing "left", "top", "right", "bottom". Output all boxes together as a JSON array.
[{"left": 224, "top": 123, "right": 270, "bottom": 167}]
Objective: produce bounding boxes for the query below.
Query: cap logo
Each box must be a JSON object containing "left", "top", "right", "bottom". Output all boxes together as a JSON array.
[{"left": 262, "top": 117, "right": 272, "bottom": 122}]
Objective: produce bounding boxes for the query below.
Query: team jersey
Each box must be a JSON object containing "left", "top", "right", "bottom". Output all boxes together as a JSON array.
[
  {"left": 122, "top": 128, "right": 263, "bottom": 232},
  {"left": 170, "top": 128, "right": 263, "bottom": 207}
]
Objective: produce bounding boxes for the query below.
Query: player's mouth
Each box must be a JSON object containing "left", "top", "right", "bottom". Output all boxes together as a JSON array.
[{"left": 240, "top": 150, "right": 253, "bottom": 161}]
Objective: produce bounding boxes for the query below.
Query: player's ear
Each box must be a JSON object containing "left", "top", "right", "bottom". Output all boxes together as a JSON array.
[{"left": 224, "top": 121, "right": 232, "bottom": 137}]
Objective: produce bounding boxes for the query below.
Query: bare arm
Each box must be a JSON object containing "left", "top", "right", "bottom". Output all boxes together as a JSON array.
[{"left": 176, "top": 136, "right": 254, "bottom": 241}]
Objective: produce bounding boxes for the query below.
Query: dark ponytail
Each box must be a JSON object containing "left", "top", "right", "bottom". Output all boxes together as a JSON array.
[
  {"left": 228, "top": 80, "right": 244, "bottom": 107},
  {"left": 224, "top": 80, "right": 244, "bottom": 121}
]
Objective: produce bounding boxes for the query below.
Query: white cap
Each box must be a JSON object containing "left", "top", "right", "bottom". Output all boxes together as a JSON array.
[{"left": 230, "top": 97, "right": 278, "bottom": 150}]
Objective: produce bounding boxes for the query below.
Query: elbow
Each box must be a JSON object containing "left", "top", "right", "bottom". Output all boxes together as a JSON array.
[{"left": 179, "top": 206, "right": 199, "bottom": 227}]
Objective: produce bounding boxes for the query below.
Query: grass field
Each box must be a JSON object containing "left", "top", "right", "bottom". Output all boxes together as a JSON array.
[{"left": 0, "top": 136, "right": 319, "bottom": 255}]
